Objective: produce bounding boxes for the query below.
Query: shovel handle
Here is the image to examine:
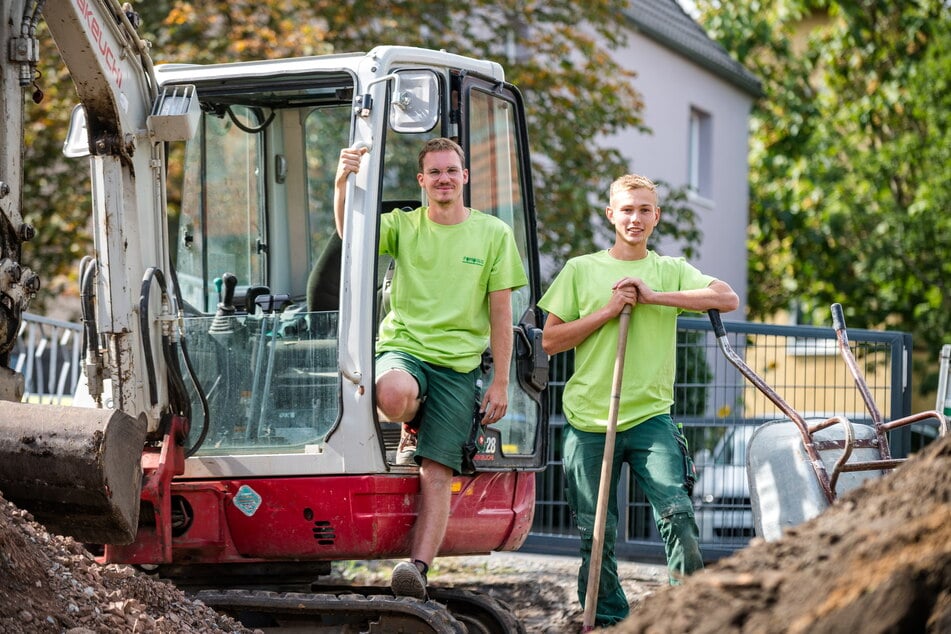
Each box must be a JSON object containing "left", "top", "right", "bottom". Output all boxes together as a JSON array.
[{"left": 582, "top": 302, "right": 632, "bottom": 631}]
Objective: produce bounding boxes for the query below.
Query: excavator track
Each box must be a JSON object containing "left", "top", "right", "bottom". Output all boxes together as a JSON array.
[
  {"left": 194, "top": 588, "right": 465, "bottom": 633},
  {"left": 428, "top": 587, "right": 525, "bottom": 634},
  {"left": 193, "top": 585, "right": 524, "bottom": 634}
]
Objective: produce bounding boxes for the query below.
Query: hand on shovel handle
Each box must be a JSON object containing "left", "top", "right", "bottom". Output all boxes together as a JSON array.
[{"left": 582, "top": 303, "right": 633, "bottom": 632}]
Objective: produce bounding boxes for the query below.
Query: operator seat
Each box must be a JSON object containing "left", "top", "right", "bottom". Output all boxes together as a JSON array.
[
  {"left": 304, "top": 200, "right": 420, "bottom": 315},
  {"left": 306, "top": 232, "right": 343, "bottom": 313}
]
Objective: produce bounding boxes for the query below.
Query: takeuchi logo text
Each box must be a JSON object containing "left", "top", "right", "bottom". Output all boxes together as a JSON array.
[{"left": 77, "top": 0, "right": 124, "bottom": 89}]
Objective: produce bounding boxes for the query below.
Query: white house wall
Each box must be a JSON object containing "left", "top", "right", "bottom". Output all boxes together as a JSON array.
[{"left": 608, "top": 28, "right": 753, "bottom": 317}]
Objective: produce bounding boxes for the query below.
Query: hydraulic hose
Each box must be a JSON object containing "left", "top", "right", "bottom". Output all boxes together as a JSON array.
[
  {"left": 166, "top": 262, "right": 210, "bottom": 457},
  {"left": 139, "top": 268, "right": 164, "bottom": 408}
]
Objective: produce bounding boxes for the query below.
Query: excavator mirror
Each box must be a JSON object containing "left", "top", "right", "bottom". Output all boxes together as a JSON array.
[{"left": 388, "top": 70, "right": 439, "bottom": 133}]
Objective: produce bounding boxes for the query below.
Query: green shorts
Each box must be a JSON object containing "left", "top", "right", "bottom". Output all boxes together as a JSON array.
[{"left": 376, "top": 350, "right": 480, "bottom": 474}]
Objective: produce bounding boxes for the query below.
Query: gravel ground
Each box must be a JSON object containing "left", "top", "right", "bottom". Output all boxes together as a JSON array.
[{"left": 337, "top": 552, "right": 668, "bottom": 633}]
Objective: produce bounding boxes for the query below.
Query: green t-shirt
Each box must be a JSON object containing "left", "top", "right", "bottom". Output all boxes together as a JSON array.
[
  {"left": 538, "top": 250, "right": 714, "bottom": 433},
  {"left": 377, "top": 207, "right": 528, "bottom": 373}
]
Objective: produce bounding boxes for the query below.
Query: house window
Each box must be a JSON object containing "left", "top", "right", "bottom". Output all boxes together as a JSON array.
[{"left": 688, "top": 106, "right": 712, "bottom": 198}]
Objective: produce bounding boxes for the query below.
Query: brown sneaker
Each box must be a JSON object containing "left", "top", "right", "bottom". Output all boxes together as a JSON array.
[{"left": 395, "top": 424, "right": 418, "bottom": 465}]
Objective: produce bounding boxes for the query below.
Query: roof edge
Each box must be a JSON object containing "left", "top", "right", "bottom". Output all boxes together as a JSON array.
[{"left": 624, "top": 9, "right": 763, "bottom": 97}]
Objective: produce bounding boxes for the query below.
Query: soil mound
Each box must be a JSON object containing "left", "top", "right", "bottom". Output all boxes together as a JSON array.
[
  {"left": 0, "top": 496, "right": 253, "bottom": 633},
  {"left": 615, "top": 433, "right": 951, "bottom": 634}
]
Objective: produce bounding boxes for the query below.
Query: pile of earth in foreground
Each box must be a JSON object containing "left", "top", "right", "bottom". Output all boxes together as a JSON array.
[{"left": 611, "top": 433, "right": 951, "bottom": 634}]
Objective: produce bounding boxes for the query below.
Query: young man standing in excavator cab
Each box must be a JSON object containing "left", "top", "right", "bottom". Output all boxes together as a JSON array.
[
  {"left": 334, "top": 137, "right": 528, "bottom": 599},
  {"left": 538, "top": 174, "right": 739, "bottom": 627}
]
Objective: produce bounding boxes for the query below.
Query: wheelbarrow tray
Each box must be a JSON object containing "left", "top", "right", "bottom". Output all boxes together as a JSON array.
[{"left": 747, "top": 419, "right": 884, "bottom": 541}]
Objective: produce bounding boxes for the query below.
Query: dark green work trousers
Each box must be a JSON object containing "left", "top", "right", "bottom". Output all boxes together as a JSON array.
[{"left": 563, "top": 414, "right": 703, "bottom": 626}]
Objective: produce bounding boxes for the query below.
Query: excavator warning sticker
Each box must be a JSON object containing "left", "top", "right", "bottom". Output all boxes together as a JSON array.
[{"left": 233, "top": 485, "right": 263, "bottom": 517}]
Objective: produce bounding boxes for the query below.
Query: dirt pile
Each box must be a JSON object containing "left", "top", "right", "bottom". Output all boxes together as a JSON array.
[
  {"left": 615, "top": 433, "right": 951, "bottom": 634},
  {"left": 0, "top": 498, "right": 254, "bottom": 633}
]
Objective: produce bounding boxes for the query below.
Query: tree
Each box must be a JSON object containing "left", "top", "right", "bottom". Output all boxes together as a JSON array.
[
  {"left": 21, "top": 25, "right": 91, "bottom": 316},
  {"left": 695, "top": 0, "right": 951, "bottom": 362}
]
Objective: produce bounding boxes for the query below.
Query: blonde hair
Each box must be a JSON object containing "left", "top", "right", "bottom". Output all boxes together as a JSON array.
[{"left": 609, "top": 174, "right": 656, "bottom": 198}]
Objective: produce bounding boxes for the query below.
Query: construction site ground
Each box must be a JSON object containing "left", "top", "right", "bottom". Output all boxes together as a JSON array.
[{"left": 1, "top": 434, "right": 949, "bottom": 633}]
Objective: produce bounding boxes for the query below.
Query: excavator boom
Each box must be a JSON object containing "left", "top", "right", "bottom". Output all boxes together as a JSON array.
[{"left": 0, "top": 0, "right": 187, "bottom": 543}]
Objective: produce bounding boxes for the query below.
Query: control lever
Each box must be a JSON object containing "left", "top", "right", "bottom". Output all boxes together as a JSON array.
[{"left": 209, "top": 273, "right": 238, "bottom": 335}]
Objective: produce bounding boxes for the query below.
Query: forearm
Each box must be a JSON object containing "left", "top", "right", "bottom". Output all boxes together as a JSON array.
[
  {"left": 639, "top": 280, "right": 739, "bottom": 313},
  {"left": 488, "top": 291, "right": 514, "bottom": 388},
  {"left": 333, "top": 146, "right": 366, "bottom": 238},
  {"left": 333, "top": 181, "right": 346, "bottom": 238}
]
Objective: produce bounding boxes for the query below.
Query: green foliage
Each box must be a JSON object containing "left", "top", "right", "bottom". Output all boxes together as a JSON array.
[{"left": 697, "top": 0, "right": 951, "bottom": 360}]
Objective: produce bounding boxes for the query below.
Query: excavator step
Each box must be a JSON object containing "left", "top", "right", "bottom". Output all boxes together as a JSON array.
[{"left": 0, "top": 402, "right": 147, "bottom": 544}]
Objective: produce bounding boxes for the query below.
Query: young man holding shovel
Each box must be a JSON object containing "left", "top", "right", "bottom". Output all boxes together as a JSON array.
[{"left": 538, "top": 174, "right": 738, "bottom": 627}]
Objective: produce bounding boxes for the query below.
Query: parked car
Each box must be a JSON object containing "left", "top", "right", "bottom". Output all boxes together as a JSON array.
[{"left": 692, "top": 425, "right": 756, "bottom": 544}]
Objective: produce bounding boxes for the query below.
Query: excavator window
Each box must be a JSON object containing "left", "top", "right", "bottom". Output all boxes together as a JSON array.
[
  {"left": 463, "top": 81, "right": 543, "bottom": 462},
  {"left": 170, "top": 94, "right": 348, "bottom": 456},
  {"left": 174, "top": 105, "right": 266, "bottom": 313}
]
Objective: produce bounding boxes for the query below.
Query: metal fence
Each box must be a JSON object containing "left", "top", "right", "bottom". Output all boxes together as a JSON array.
[
  {"left": 9, "top": 313, "right": 83, "bottom": 404},
  {"left": 522, "top": 314, "right": 920, "bottom": 563},
  {"left": 8, "top": 312, "right": 927, "bottom": 564}
]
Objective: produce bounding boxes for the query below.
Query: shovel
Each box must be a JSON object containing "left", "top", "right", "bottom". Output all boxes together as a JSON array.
[{"left": 582, "top": 303, "right": 632, "bottom": 632}]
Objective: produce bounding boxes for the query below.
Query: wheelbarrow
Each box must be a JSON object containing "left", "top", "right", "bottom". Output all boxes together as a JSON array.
[{"left": 707, "top": 305, "right": 947, "bottom": 541}]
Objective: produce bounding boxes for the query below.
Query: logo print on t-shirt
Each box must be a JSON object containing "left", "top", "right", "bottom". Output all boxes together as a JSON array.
[{"left": 462, "top": 256, "right": 485, "bottom": 266}]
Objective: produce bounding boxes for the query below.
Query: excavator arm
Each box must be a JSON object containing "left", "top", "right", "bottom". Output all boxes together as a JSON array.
[
  {"left": 0, "top": 0, "right": 196, "bottom": 543},
  {"left": 0, "top": 1, "right": 42, "bottom": 400}
]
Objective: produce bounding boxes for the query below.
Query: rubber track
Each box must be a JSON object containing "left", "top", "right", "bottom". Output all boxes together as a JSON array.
[
  {"left": 194, "top": 588, "right": 466, "bottom": 633},
  {"left": 429, "top": 587, "right": 526, "bottom": 634}
]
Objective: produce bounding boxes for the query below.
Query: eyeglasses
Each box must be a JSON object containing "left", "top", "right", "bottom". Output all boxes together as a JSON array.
[{"left": 422, "top": 167, "right": 464, "bottom": 179}]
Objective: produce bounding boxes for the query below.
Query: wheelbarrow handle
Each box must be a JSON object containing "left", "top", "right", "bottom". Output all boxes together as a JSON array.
[
  {"left": 707, "top": 309, "right": 726, "bottom": 338},
  {"left": 831, "top": 302, "right": 845, "bottom": 331}
]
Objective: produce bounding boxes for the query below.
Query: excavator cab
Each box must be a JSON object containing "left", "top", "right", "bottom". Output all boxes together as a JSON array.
[
  {"left": 94, "top": 48, "right": 549, "bottom": 578},
  {"left": 163, "top": 61, "right": 547, "bottom": 469}
]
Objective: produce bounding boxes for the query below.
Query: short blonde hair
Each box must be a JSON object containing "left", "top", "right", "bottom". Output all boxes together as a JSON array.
[{"left": 609, "top": 174, "right": 656, "bottom": 198}]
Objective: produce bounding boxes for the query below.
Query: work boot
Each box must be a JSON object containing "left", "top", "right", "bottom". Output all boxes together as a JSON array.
[
  {"left": 391, "top": 560, "right": 428, "bottom": 600},
  {"left": 395, "top": 424, "right": 418, "bottom": 465}
]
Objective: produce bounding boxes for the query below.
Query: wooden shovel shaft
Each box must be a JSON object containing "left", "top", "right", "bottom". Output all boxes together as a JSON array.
[{"left": 582, "top": 304, "right": 632, "bottom": 631}]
